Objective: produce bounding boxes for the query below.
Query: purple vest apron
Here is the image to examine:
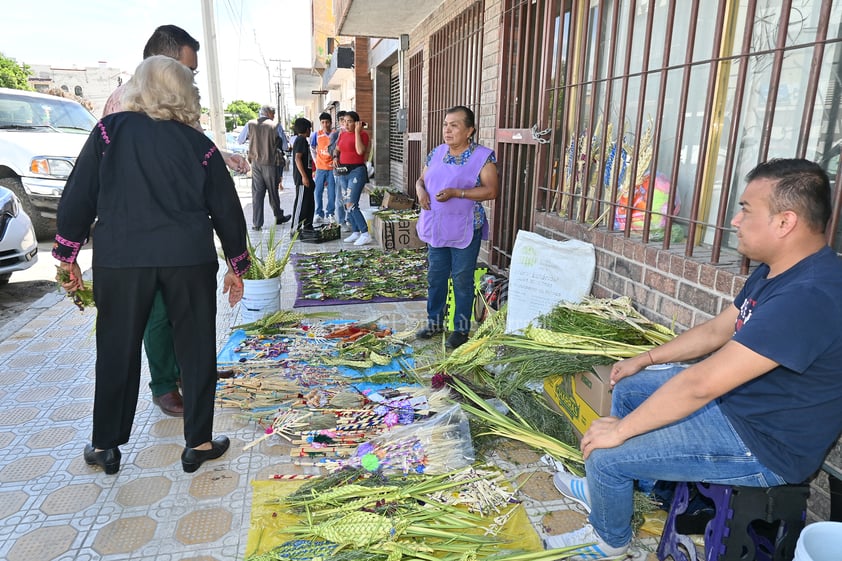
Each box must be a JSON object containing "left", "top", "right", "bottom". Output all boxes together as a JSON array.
[{"left": 416, "top": 144, "right": 493, "bottom": 248}]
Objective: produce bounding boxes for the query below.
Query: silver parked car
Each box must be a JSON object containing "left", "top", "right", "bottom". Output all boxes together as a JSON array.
[{"left": 0, "top": 186, "right": 38, "bottom": 284}]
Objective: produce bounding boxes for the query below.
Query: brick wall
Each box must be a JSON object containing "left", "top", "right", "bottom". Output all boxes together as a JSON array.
[{"left": 354, "top": 37, "right": 373, "bottom": 124}]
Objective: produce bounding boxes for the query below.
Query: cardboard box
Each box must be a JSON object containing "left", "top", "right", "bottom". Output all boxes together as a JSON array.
[
  {"left": 543, "top": 365, "right": 613, "bottom": 437},
  {"left": 372, "top": 215, "right": 425, "bottom": 250},
  {"left": 576, "top": 365, "right": 613, "bottom": 416},
  {"left": 382, "top": 191, "right": 414, "bottom": 210}
]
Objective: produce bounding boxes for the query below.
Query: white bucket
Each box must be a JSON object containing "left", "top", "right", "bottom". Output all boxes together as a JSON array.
[
  {"left": 794, "top": 521, "right": 842, "bottom": 561},
  {"left": 361, "top": 208, "right": 376, "bottom": 231},
  {"left": 240, "top": 277, "right": 281, "bottom": 324}
]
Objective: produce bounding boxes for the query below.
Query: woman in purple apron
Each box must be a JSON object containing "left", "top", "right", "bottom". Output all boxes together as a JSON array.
[{"left": 415, "top": 106, "right": 499, "bottom": 349}]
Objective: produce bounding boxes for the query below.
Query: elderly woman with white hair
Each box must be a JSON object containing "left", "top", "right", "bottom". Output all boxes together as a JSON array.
[{"left": 53, "top": 55, "right": 250, "bottom": 475}]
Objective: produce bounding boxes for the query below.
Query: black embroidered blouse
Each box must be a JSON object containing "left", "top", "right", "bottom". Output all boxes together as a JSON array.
[{"left": 52, "top": 111, "right": 250, "bottom": 276}]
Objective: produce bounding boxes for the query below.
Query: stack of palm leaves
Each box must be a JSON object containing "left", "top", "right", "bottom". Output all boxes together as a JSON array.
[
  {"left": 421, "top": 297, "right": 675, "bottom": 473},
  {"left": 437, "top": 296, "right": 674, "bottom": 398},
  {"left": 247, "top": 467, "right": 591, "bottom": 561}
]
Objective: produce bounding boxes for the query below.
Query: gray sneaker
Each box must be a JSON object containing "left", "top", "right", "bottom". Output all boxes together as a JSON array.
[
  {"left": 553, "top": 470, "right": 591, "bottom": 512},
  {"left": 543, "top": 524, "right": 629, "bottom": 560}
]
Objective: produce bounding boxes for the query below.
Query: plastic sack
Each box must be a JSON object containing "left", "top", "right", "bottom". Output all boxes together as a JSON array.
[
  {"left": 344, "top": 404, "right": 475, "bottom": 475},
  {"left": 614, "top": 172, "right": 678, "bottom": 235}
]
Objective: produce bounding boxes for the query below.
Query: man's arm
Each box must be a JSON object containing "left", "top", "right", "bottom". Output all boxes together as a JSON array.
[
  {"left": 237, "top": 125, "right": 250, "bottom": 144},
  {"left": 308, "top": 131, "right": 318, "bottom": 163},
  {"left": 610, "top": 304, "right": 739, "bottom": 386},
  {"left": 192, "top": 122, "right": 249, "bottom": 174},
  {"left": 353, "top": 122, "right": 367, "bottom": 156},
  {"left": 583, "top": 340, "right": 777, "bottom": 458},
  {"left": 277, "top": 126, "right": 289, "bottom": 152}
]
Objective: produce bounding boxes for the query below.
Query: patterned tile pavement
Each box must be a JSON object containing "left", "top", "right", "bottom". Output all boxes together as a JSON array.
[{"left": 0, "top": 174, "right": 663, "bottom": 560}]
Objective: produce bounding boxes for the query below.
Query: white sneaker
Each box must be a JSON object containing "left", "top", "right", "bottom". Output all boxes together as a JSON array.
[
  {"left": 344, "top": 232, "right": 361, "bottom": 243},
  {"left": 313, "top": 216, "right": 325, "bottom": 226},
  {"left": 543, "top": 524, "right": 629, "bottom": 560},
  {"left": 553, "top": 471, "right": 591, "bottom": 512},
  {"left": 353, "top": 232, "right": 373, "bottom": 246}
]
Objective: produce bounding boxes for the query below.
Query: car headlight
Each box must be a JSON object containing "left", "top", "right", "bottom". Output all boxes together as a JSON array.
[
  {"left": 30, "top": 157, "right": 75, "bottom": 179},
  {"left": 1, "top": 193, "right": 19, "bottom": 217}
]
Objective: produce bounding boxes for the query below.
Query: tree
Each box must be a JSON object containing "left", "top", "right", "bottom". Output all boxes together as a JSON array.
[
  {"left": 0, "top": 52, "right": 34, "bottom": 90},
  {"left": 225, "top": 100, "right": 260, "bottom": 131}
]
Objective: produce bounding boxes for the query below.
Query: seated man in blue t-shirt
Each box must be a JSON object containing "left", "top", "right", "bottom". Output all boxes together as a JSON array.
[{"left": 545, "top": 158, "right": 842, "bottom": 560}]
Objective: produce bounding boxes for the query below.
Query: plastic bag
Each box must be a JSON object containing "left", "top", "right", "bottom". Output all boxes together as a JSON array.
[{"left": 344, "top": 404, "right": 475, "bottom": 475}]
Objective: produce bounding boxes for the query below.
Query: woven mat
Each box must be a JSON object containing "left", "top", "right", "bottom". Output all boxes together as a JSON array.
[{"left": 291, "top": 248, "right": 427, "bottom": 307}]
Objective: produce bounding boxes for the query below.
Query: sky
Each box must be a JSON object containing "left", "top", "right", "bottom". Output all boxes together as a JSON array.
[{"left": 1, "top": 0, "right": 312, "bottom": 109}]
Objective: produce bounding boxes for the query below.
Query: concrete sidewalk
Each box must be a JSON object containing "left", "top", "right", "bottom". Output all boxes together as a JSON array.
[{"left": 0, "top": 171, "right": 659, "bottom": 560}]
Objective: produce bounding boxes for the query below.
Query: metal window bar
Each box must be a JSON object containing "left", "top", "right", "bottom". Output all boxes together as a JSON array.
[
  {"left": 408, "top": 51, "right": 423, "bottom": 133},
  {"left": 407, "top": 50, "right": 424, "bottom": 197},
  {"left": 712, "top": 0, "right": 758, "bottom": 266},
  {"left": 490, "top": 0, "right": 548, "bottom": 270},
  {"left": 389, "top": 70, "right": 403, "bottom": 163},
  {"left": 554, "top": 0, "right": 841, "bottom": 268},
  {"left": 427, "top": 2, "right": 484, "bottom": 149}
]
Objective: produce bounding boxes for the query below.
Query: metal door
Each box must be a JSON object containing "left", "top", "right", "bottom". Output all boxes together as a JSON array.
[{"left": 492, "top": 0, "right": 573, "bottom": 270}]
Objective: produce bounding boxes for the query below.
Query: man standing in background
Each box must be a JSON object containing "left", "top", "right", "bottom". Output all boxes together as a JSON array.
[
  {"left": 239, "top": 105, "right": 291, "bottom": 230},
  {"left": 102, "top": 24, "right": 249, "bottom": 417},
  {"left": 309, "top": 112, "right": 335, "bottom": 225}
]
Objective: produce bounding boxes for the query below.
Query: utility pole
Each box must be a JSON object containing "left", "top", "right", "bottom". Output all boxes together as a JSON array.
[
  {"left": 200, "top": 0, "right": 227, "bottom": 148},
  {"left": 270, "top": 58, "right": 290, "bottom": 129}
]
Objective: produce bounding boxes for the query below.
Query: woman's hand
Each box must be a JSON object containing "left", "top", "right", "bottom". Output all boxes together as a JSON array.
[
  {"left": 56, "top": 261, "right": 84, "bottom": 292},
  {"left": 418, "top": 188, "right": 431, "bottom": 210},
  {"left": 434, "top": 188, "right": 455, "bottom": 202},
  {"left": 222, "top": 270, "right": 244, "bottom": 307}
]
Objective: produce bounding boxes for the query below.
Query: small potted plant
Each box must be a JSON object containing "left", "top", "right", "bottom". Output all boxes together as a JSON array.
[
  {"left": 368, "top": 186, "right": 387, "bottom": 207},
  {"left": 240, "top": 228, "right": 297, "bottom": 323}
]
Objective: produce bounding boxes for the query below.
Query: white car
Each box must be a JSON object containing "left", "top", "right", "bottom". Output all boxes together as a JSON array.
[
  {"left": 0, "top": 87, "right": 96, "bottom": 239},
  {"left": 0, "top": 186, "right": 38, "bottom": 284}
]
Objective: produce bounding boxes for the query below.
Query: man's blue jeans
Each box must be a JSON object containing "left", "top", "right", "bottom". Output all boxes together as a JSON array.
[
  {"left": 425, "top": 228, "right": 482, "bottom": 333},
  {"left": 314, "top": 168, "right": 335, "bottom": 219},
  {"left": 585, "top": 365, "right": 787, "bottom": 548},
  {"left": 339, "top": 166, "right": 368, "bottom": 233}
]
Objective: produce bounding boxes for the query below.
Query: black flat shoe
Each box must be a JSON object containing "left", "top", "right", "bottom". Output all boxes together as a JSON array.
[
  {"left": 181, "top": 436, "right": 230, "bottom": 473},
  {"left": 446, "top": 331, "right": 470, "bottom": 349},
  {"left": 84, "top": 444, "right": 121, "bottom": 474},
  {"left": 277, "top": 212, "right": 292, "bottom": 225}
]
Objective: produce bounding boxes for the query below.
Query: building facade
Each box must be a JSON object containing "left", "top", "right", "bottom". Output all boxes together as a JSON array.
[
  {"left": 29, "top": 63, "right": 128, "bottom": 117},
  {"left": 330, "top": 0, "right": 842, "bottom": 520}
]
